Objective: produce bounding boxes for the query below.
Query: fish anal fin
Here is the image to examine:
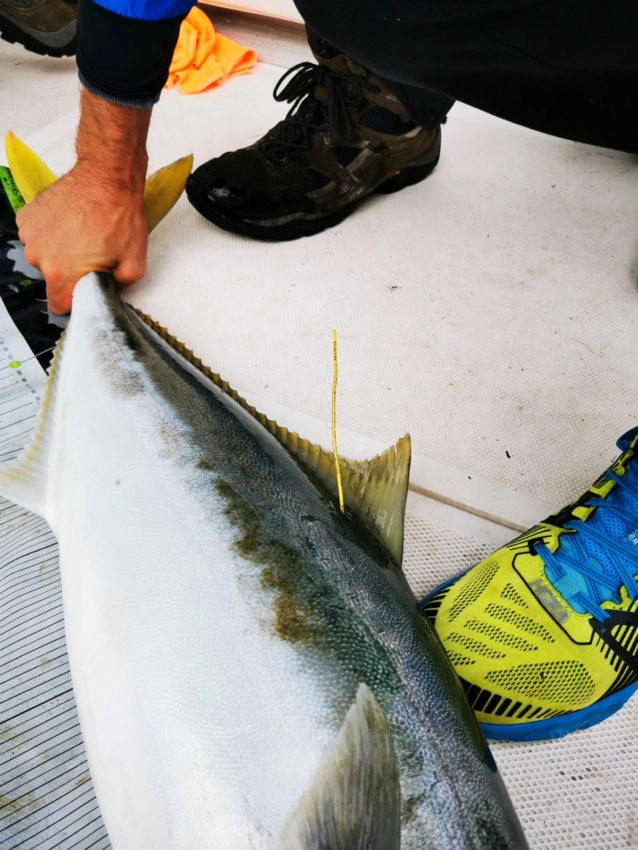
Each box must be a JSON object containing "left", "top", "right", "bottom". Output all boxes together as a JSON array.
[{"left": 277, "top": 683, "right": 401, "bottom": 850}]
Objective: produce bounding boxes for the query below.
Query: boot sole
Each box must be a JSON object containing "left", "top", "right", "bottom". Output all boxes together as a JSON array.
[
  {"left": 477, "top": 682, "right": 638, "bottom": 741},
  {"left": 187, "top": 147, "right": 441, "bottom": 243},
  {"left": 0, "top": 13, "right": 76, "bottom": 57}
]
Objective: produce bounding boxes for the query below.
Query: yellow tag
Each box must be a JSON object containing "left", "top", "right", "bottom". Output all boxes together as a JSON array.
[{"left": 331, "top": 329, "right": 345, "bottom": 515}]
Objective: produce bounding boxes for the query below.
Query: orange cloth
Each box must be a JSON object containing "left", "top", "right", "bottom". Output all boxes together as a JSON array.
[{"left": 164, "top": 7, "right": 257, "bottom": 94}]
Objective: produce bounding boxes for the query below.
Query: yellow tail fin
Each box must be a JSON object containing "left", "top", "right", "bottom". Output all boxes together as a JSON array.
[{"left": 4, "top": 131, "right": 193, "bottom": 232}]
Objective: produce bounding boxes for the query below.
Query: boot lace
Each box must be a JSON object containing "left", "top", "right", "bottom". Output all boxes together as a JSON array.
[
  {"left": 262, "top": 61, "right": 363, "bottom": 161},
  {"left": 535, "top": 461, "right": 638, "bottom": 621}
]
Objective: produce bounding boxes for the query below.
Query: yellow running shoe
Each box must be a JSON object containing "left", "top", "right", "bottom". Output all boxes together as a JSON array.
[{"left": 421, "top": 427, "right": 638, "bottom": 741}]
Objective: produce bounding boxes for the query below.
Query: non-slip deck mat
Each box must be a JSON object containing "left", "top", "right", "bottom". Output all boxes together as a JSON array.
[
  {"left": 0, "top": 297, "right": 108, "bottom": 849},
  {"left": 0, "top": 502, "right": 110, "bottom": 850}
]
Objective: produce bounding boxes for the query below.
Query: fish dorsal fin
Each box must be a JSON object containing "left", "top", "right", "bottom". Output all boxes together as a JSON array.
[
  {"left": 332, "top": 436, "right": 411, "bottom": 565},
  {"left": 134, "top": 310, "right": 411, "bottom": 565},
  {"left": 276, "top": 683, "right": 401, "bottom": 850},
  {"left": 4, "top": 131, "right": 193, "bottom": 231}
]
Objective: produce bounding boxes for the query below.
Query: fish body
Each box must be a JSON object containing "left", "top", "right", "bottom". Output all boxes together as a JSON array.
[{"left": 0, "top": 273, "right": 528, "bottom": 849}]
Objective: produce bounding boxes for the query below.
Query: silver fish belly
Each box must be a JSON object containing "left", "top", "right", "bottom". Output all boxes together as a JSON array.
[{"left": 0, "top": 272, "right": 528, "bottom": 850}]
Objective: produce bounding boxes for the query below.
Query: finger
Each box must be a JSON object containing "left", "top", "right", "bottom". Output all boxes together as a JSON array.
[
  {"left": 45, "top": 275, "right": 74, "bottom": 316},
  {"left": 21, "top": 242, "right": 43, "bottom": 274},
  {"left": 15, "top": 212, "right": 41, "bottom": 272},
  {"left": 113, "top": 254, "right": 146, "bottom": 287},
  {"left": 15, "top": 202, "right": 31, "bottom": 233},
  {"left": 47, "top": 291, "right": 73, "bottom": 316}
]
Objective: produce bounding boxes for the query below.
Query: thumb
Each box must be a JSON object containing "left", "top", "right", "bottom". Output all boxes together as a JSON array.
[
  {"left": 112, "top": 253, "right": 147, "bottom": 287},
  {"left": 46, "top": 274, "right": 75, "bottom": 316}
]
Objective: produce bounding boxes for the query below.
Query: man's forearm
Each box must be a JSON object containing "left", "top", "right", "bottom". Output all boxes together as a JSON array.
[
  {"left": 76, "top": 87, "right": 152, "bottom": 199},
  {"left": 14, "top": 0, "right": 192, "bottom": 315},
  {"left": 16, "top": 88, "right": 154, "bottom": 314}
]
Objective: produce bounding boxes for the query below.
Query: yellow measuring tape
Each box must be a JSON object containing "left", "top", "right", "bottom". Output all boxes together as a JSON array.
[{"left": 331, "top": 329, "right": 345, "bottom": 514}]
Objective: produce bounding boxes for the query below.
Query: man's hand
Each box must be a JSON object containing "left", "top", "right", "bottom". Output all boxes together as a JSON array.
[
  {"left": 16, "top": 88, "right": 153, "bottom": 315},
  {"left": 17, "top": 164, "right": 149, "bottom": 315}
]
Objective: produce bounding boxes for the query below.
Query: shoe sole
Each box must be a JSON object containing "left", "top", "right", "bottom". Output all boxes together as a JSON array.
[
  {"left": 187, "top": 153, "right": 440, "bottom": 242},
  {"left": 0, "top": 13, "right": 76, "bottom": 57},
  {"left": 419, "top": 575, "right": 638, "bottom": 742},
  {"left": 478, "top": 682, "right": 638, "bottom": 741}
]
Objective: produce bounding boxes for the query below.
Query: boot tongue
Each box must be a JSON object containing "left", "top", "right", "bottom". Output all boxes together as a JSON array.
[{"left": 312, "top": 49, "right": 366, "bottom": 80}]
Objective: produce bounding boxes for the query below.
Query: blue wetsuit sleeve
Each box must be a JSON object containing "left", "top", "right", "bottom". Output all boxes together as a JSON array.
[
  {"left": 88, "top": 0, "right": 194, "bottom": 17},
  {"left": 77, "top": 0, "right": 196, "bottom": 108}
]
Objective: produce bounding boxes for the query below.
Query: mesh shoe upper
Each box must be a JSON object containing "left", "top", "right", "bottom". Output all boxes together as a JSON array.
[{"left": 422, "top": 426, "right": 638, "bottom": 741}]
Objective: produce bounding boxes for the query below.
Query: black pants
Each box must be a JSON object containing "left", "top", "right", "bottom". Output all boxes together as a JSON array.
[{"left": 296, "top": 0, "right": 638, "bottom": 153}]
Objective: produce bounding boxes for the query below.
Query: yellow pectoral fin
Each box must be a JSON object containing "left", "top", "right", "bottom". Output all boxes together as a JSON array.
[{"left": 5, "top": 131, "right": 193, "bottom": 232}]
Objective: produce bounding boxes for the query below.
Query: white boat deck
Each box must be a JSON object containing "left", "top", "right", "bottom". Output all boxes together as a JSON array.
[{"left": 1, "top": 13, "right": 638, "bottom": 848}]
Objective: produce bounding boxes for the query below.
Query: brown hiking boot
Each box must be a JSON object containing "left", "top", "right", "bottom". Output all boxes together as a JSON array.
[
  {"left": 0, "top": 0, "right": 76, "bottom": 57},
  {"left": 186, "top": 50, "right": 441, "bottom": 241}
]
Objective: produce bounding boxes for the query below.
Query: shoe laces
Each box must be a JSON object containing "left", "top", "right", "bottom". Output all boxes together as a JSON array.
[
  {"left": 263, "top": 61, "right": 364, "bottom": 160},
  {"left": 536, "top": 459, "right": 638, "bottom": 621}
]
